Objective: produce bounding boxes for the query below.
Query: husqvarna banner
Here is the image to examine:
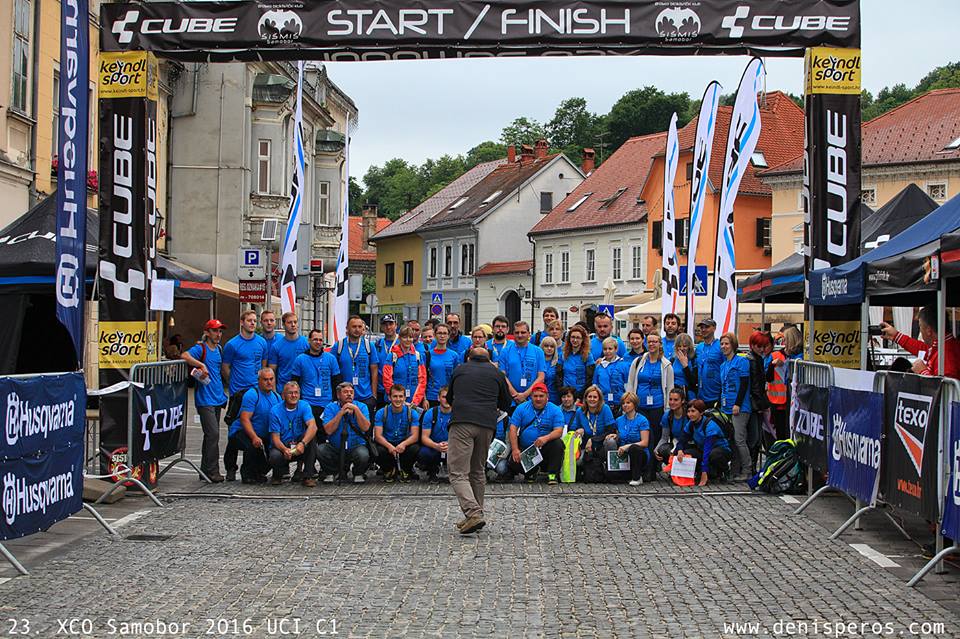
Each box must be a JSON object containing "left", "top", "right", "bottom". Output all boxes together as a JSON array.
[
  {"left": 130, "top": 382, "right": 187, "bottom": 465},
  {"left": 941, "top": 402, "right": 960, "bottom": 542},
  {"left": 0, "top": 372, "right": 85, "bottom": 540},
  {"left": 882, "top": 373, "right": 942, "bottom": 520},
  {"left": 55, "top": 0, "right": 90, "bottom": 366},
  {"left": 827, "top": 386, "right": 882, "bottom": 506},
  {"left": 100, "top": 0, "right": 860, "bottom": 61}
]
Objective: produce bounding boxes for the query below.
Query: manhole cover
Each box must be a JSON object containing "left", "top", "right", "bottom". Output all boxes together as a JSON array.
[{"left": 124, "top": 534, "right": 174, "bottom": 542}]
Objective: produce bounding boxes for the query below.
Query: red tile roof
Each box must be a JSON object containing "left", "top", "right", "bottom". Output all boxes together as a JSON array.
[
  {"left": 530, "top": 91, "right": 804, "bottom": 235},
  {"left": 763, "top": 88, "right": 960, "bottom": 176},
  {"left": 475, "top": 260, "right": 534, "bottom": 276},
  {"left": 529, "top": 133, "right": 665, "bottom": 235},
  {"left": 349, "top": 215, "right": 391, "bottom": 261}
]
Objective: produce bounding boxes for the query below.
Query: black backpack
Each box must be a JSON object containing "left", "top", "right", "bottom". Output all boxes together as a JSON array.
[
  {"left": 703, "top": 408, "right": 735, "bottom": 447},
  {"left": 752, "top": 439, "right": 805, "bottom": 494}
]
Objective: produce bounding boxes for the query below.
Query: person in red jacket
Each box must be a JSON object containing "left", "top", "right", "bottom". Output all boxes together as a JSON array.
[
  {"left": 381, "top": 326, "right": 428, "bottom": 405},
  {"left": 880, "top": 305, "right": 960, "bottom": 378}
]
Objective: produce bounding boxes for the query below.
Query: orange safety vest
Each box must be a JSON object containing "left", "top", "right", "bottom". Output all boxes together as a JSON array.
[{"left": 767, "top": 351, "right": 788, "bottom": 405}]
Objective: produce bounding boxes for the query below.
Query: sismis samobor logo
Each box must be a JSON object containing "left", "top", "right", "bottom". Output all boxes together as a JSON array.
[
  {"left": 5, "top": 391, "right": 76, "bottom": 446},
  {"left": 3, "top": 469, "right": 76, "bottom": 526},
  {"left": 831, "top": 412, "right": 880, "bottom": 469},
  {"left": 258, "top": 9, "right": 303, "bottom": 42},
  {"left": 655, "top": 6, "right": 701, "bottom": 41}
]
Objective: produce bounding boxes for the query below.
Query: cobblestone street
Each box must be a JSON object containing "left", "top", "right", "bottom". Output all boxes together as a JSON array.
[{"left": 2, "top": 476, "right": 960, "bottom": 638}]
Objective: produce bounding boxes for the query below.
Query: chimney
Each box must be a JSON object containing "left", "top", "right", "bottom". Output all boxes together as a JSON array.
[
  {"left": 520, "top": 144, "right": 534, "bottom": 163},
  {"left": 361, "top": 203, "right": 378, "bottom": 250},
  {"left": 581, "top": 148, "right": 596, "bottom": 175},
  {"left": 507, "top": 145, "right": 516, "bottom": 163},
  {"left": 534, "top": 139, "right": 549, "bottom": 160}
]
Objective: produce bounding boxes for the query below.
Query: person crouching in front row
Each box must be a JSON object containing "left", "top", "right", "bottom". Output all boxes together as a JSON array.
[
  {"left": 674, "top": 399, "right": 732, "bottom": 486},
  {"left": 507, "top": 382, "right": 565, "bottom": 484},
  {"left": 267, "top": 381, "right": 319, "bottom": 487},
  {"left": 374, "top": 384, "right": 422, "bottom": 482},
  {"left": 603, "top": 392, "right": 650, "bottom": 486},
  {"left": 419, "top": 386, "right": 453, "bottom": 482}
]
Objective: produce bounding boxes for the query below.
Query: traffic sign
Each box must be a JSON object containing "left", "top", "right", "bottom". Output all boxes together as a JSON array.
[
  {"left": 430, "top": 304, "right": 443, "bottom": 317},
  {"left": 239, "top": 280, "right": 267, "bottom": 304},
  {"left": 597, "top": 304, "right": 615, "bottom": 317},
  {"left": 431, "top": 292, "right": 443, "bottom": 305},
  {"left": 679, "top": 265, "right": 708, "bottom": 296},
  {"left": 238, "top": 248, "right": 266, "bottom": 280}
]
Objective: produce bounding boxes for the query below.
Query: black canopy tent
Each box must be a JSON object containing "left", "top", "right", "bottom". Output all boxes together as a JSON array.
[{"left": 0, "top": 194, "right": 213, "bottom": 373}]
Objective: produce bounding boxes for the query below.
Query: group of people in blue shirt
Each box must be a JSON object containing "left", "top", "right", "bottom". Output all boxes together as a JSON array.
[{"left": 181, "top": 305, "right": 763, "bottom": 486}]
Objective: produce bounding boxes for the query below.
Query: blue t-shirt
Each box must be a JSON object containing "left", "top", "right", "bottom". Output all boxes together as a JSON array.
[
  {"left": 322, "top": 400, "right": 371, "bottom": 450},
  {"left": 634, "top": 358, "right": 665, "bottom": 409},
  {"left": 721, "top": 355, "right": 751, "bottom": 415},
  {"left": 268, "top": 335, "right": 308, "bottom": 387},
  {"left": 672, "top": 356, "right": 695, "bottom": 399},
  {"left": 426, "top": 348, "right": 460, "bottom": 401},
  {"left": 625, "top": 348, "right": 645, "bottom": 365},
  {"left": 229, "top": 387, "right": 281, "bottom": 438},
  {"left": 269, "top": 400, "right": 315, "bottom": 445},
  {"left": 561, "top": 352, "right": 591, "bottom": 391},
  {"left": 593, "top": 358, "right": 629, "bottom": 405},
  {"left": 590, "top": 334, "right": 626, "bottom": 361},
  {"left": 510, "top": 400, "right": 564, "bottom": 450},
  {"left": 560, "top": 406, "right": 579, "bottom": 431},
  {"left": 662, "top": 336, "right": 676, "bottom": 360},
  {"left": 499, "top": 342, "right": 547, "bottom": 395},
  {"left": 574, "top": 404, "right": 615, "bottom": 438},
  {"left": 223, "top": 333, "right": 269, "bottom": 395},
  {"left": 616, "top": 412, "right": 650, "bottom": 445},
  {"left": 485, "top": 339, "right": 510, "bottom": 364},
  {"left": 290, "top": 351, "right": 341, "bottom": 407},
  {"left": 262, "top": 332, "right": 281, "bottom": 355},
  {"left": 696, "top": 339, "right": 724, "bottom": 402},
  {"left": 335, "top": 337, "right": 375, "bottom": 400},
  {"left": 448, "top": 334, "right": 473, "bottom": 355},
  {"left": 421, "top": 407, "right": 451, "bottom": 443},
  {"left": 187, "top": 341, "right": 227, "bottom": 407},
  {"left": 542, "top": 354, "right": 561, "bottom": 403},
  {"left": 375, "top": 336, "right": 400, "bottom": 394},
  {"left": 375, "top": 405, "right": 421, "bottom": 444},
  {"left": 660, "top": 411, "right": 689, "bottom": 442}
]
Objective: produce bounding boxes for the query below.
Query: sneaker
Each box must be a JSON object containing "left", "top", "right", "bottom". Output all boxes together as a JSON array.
[
  {"left": 459, "top": 517, "right": 486, "bottom": 535},
  {"left": 292, "top": 470, "right": 304, "bottom": 483},
  {"left": 525, "top": 475, "right": 536, "bottom": 484},
  {"left": 427, "top": 473, "right": 440, "bottom": 484},
  {"left": 353, "top": 474, "right": 366, "bottom": 484},
  {"left": 302, "top": 478, "right": 317, "bottom": 488},
  {"left": 322, "top": 474, "right": 335, "bottom": 484},
  {"left": 629, "top": 478, "right": 644, "bottom": 487},
  {"left": 205, "top": 473, "right": 225, "bottom": 483},
  {"left": 384, "top": 469, "right": 396, "bottom": 484},
  {"left": 398, "top": 470, "right": 410, "bottom": 483},
  {"left": 225, "top": 469, "right": 236, "bottom": 482},
  {"left": 271, "top": 475, "right": 283, "bottom": 486},
  {"left": 547, "top": 474, "right": 558, "bottom": 485}
]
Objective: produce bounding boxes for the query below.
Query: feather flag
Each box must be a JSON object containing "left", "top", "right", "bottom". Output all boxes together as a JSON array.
[
  {"left": 661, "top": 113, "right": 680, "bottom": 318},
  {"left": 712, "top": 58, "right": 765, "bottom": 334},
  {"left": 279, "top": 61, "right": 306, "bottom": 314},
  {"left": 331, "top": 120, "right": 351, "bottom": 343},
  {"left": 685, "top": 81, "right": 721, "bottom": 338}
]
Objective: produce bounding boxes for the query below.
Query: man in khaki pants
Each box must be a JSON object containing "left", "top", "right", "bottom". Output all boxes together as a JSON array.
[{"left": 446, "top": 347, "right": 512, "bottom": 534}]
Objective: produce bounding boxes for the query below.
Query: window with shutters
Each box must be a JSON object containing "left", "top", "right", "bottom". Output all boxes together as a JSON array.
[
  {"left": 560, "top": 251, "right": 570, "bottom": 283},
  {"left": 611, "top": 246, "right": 622, "bottom": 280},
  {"left": 584, "top": 248, "right": 596, "bottom": 282},
  {"left": 631, "top": 246, "right": 643, "bottom": 280},
  {"left": 317, "top": 181, "right": 330, "bottom": 225},
  {"left": 652, "top": 221, "right": 663, "bottom": 251},
  {"left": 51, "top": 70, "right": 60, "bottom": 159},
  {"left": 257, "top": 140, "right": 271, "bottom": 194},
  {"left": 685, "top": 162, "right": 693, "bottom": 181},
  {"left": 675, "top": 218, "right": 690, "bottom": 251},
  {"left": 540, "top": 191, "right": 553, "bottom": 213},
  {"left": 444, "top": 245, "right": 452, "bottom": 276},
  {"left": 755, "top": 218, "right": 772, "bottom": 251},
  {"left": 429, "top": 246, "right": 437, "bottom": 278},
  {"left": 11, "top": 0, "right": 30, "bottom": 113},
  {"left": 384, "top": 263, "right": 395, "bottom": 287},
  {"left": 403, "top": 261, "right": 414, "bottom": 286},
  {"left": 544, "top": 253, "right": 553, "bottom": 284}
]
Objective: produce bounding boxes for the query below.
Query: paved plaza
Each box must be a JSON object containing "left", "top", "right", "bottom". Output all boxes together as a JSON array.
[{"left": 2, "top": 468, "right": 960, "bottom": 638}]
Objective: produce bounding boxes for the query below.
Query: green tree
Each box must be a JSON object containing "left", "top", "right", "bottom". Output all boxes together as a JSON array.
[
  {"left": 362, "top": 158, "right": 424, "bottom": 220},
  {"left": 464, "top": 141, "right": 507, "bottom": 168},
  {"left": 499, "top": 117, "right": 547, "bottom": 147},
  {"left": 348, "top": 176, "right": 364, "bottom": 215},
  {"left": 420, "top": 154, "right": 467, "bottom": 197},
  {"left": 546, "top": 97, "right": 603, "bottom": 166},
  {"left": 603, "top": 86, "right": 691, "bottom": 150}
]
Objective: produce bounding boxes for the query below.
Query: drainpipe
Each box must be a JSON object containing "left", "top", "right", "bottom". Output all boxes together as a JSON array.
[
  {"left": 528, "top": 234, "right": 537, "bottom": 326},
  {"left": 28, "top": 0, "right": 41, "bottom": 202}
]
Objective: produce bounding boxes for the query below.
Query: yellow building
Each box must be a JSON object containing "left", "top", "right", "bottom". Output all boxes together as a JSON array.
[
  {"left": 762, "top": 89, "right": 960, "bottom": 262},
  {"left": 370, "top": 158, "right": 504, "bottom": 321}
]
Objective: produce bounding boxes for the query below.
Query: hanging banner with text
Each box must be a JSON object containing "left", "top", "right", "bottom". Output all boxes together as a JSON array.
[
  {"left": 100, "top": 0, "right": 860, "bottom": 62},
  {"left": 881, "top": 373, "right": 942, "bottom": 520},
  {"left": 792, "top": 383, "right": 830, "bottom": 473},
  {"left": 828, "top": 386, "right": 882, "bottom": 506},
  {"left": 804, "top": 320, "right": 860, "bottom": 369},
  {"left": 130, "top": 382, "right": 187, "bottom": 465},
  {"left": 0, "top": 372, "right": 85, "bottom": 541}
]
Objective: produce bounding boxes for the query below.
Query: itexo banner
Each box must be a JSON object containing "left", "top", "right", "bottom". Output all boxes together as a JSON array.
[
  {"left": 97, "top": 51, "right": 160, "bottom": 475},
  {"left": 0, "top": 372, "right": 85, "bottom": 541},
  {"left": 882, "top": 373, "right": 942, "bottom": 520},
  {"left": 792, "top": 384, "right": 830, "bottom": 472},
  {"left": 941, "top": 402, "right": 960, "bottom": 542},
  {"left": 100, "top": 0, "right": 860, "bottom": 62},
  {"left": 828, "top": 386, "right": 882, "bottom": 506},
  {"left": 130, "top": 382, "right": 187, "bottom": 466}
]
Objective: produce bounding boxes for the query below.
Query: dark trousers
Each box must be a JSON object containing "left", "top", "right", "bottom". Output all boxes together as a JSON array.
[
  {"left": 507, "top": 438, "right": 564, "bottom": 478},
  {"left": 227, "top": 431, "right": 269, "bottom": 480},
  {"left": 639, "top": 407, "right": 664, "bottom": 469},
  {"left": 268, "top": 442, "right": 318, "bottom": 479},
  {"left": 418, "top": 446, "right": 446, "bottom": 474},
  {"left": 377, "top": 443, "right": 421, "bottom": 474},
  {"left": 358, "top": 396, "right": 377, "bottom": 422},
  {"left": 195, "top": 404, "right": 221, "bottom": 476},
  {"left": 771, "top": 408, "right": 789, "bottom": 441},
  {"left": 317, "top": 442, "right": 371, "bottom": 477},
  {"left": 682, "top": 445, "right": 732, "bottom": 480},
  {"left": 603, "top": 439, "right": 648, "bottom": 481},
  {"left": 308, "top": 405, "right": 328, "bottom": 445}
]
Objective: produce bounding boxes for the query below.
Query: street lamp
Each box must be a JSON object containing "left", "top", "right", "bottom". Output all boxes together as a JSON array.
[{"left": 517, "top": 283, "right": 527, "bottom": 299}]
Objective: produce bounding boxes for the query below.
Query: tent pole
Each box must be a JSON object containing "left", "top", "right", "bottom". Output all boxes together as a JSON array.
[
  {"left": 761, "top": 297, "right": 766, "bottom": 331},
  {"left": 860, "top": 296, "right": 870, "bottom": 371},
  {"left": 939, "top": 279, "right": 945, "bottom": 377}
]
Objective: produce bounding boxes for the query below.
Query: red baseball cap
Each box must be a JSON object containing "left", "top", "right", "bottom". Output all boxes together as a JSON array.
[
  {"left": 204, "top": 319, "right": 226, "bottom": 330},
  {"left": 529, "top": 382, "right": 549, "bottom": 395}
]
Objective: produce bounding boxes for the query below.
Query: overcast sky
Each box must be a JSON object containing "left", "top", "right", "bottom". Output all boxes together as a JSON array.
[{"left": 326, "top": 1, "right": 959, "bottom": 182}]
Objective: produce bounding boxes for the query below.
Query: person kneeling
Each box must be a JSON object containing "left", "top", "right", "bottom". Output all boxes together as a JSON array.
[
  {"left": 674, "top": 399, "right": 732, "bottom": 486},
  {"left": 507, "top": 383, "right": 565, "bottom": 484},
  {"left": 419, "top": 386, "right": 452, "bottom": 483},
  {"left": 374, "top": 385, "right": 422, "bottom": 482},
  {"left": 603, "top": 392, "right": 650, "bottom": 486},
  {"left": 268, "top": 382, "right": 319, "bottom": 487},
  {"left": 318, "top": 382, "right": 372, "bottom": 483}
]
